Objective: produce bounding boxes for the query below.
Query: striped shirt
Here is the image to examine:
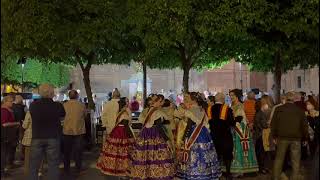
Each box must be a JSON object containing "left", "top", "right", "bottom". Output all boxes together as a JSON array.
[{"left": 244, "top": 100, "right": 256, "bottom": 127}]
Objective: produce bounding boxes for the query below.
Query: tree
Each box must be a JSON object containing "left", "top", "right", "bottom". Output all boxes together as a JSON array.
[
  {"left": 1, "top": 0, "right": 131, "bottom": 109},
  {"left": 236, "top": 0, "right": 319, "bottom": 103},
  {"left": 127, "top": 0, "right": 261, "bottom": 92},
  {"left": 1, "top": 57, "right": 71, "bottom": 90}
]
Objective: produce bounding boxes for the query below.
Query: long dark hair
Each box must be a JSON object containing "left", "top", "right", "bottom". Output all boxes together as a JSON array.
[
  {"left": 188, "top": 92, "right": 207, "bottom": 110},
  {"left": 118, "top": 97, "right": 127, "bottom": 112},
  {"left": 230, "top": 89, "right": 243, "bottom": 103}
]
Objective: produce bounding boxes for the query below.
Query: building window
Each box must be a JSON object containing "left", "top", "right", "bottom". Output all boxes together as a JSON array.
[{"left": 297, "top": 76, "right": 302, "bottom": 88}]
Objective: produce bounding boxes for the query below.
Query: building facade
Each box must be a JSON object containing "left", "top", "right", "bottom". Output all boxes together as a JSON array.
[{"left": 70, "top": 60, "right": 319, "bottom": 99}]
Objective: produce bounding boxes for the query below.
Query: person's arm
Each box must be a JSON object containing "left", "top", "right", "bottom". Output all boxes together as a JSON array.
[
  {"left": 59, "top": 103, "right": 66, "bottom": 121},
  {"left": 22, "top": 112, "right": 31, "bottom": 129},
  {"left": 270, "top": 108, "right": 279, "bottom": 142},
  {"left": 227, "top": 108, "right": 236, "bottom": 126},
  {"left": 261, "top": 112, "right": 269, "bottom": 129},
  {"left": 301, "top": 112, "right": 309, "bottom": 141}
]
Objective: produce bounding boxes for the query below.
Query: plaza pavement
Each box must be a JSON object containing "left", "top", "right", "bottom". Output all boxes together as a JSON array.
[{"left": 2, "top": 146, "right": 313, "bottom": 180}]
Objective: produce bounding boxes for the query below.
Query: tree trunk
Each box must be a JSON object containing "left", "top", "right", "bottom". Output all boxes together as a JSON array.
[
  {"left": 183, "top": 66, "right": 190, "bottom": 93},
  {"left": 82, "top": 68, "right": 95, "bottom": 110},
  {"left": 2, "top": 83, "right": 6, "bottom": 93},
  {"left": 273, "top": 51, "right": 282, "bottom": 104},
  {"left": 143, "top": 61, "right": 147, "bottom": 108}
]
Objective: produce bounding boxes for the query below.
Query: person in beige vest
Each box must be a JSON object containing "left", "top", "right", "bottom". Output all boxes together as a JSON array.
[{"left": 62, "top": 90, "right": 87, "bottom": 175}]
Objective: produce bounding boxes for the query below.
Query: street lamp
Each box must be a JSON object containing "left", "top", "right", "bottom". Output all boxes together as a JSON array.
[{"left": 17, "top": 57, "right": 27, "bottom": 92}]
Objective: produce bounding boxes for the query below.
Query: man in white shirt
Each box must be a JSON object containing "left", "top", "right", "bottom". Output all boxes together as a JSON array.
[{"left": 101, "top": 88, "right": 120, "bottom": 143}]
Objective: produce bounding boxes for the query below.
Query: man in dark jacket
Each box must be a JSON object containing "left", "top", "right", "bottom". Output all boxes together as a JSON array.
[
  {"left": 209, "top": 92, "right": 235, "bottom": 180},
  {"left": 271, "top": 91, "right": 309, "bottom": 180},
  {"left": 29, "top": 84, "right": 65, "bottom": 180}
]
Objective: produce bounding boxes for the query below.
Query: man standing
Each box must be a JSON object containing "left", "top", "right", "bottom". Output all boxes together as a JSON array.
[
  {"left": 271, "top": 91, "right": 309, "bottom": 180},
  {"left": 29, "top": 84, "right": 65, "bottom": 180},
  {"left": 62, "top": 90, "right": 87, "bottom": 175},
  {"left": 209, "top": 92, "right": 235, "bottom": 180},
  {"left": 129, "top": 96, "right": 140, "bottom": 112},
  {"left": 101, "top": 88, "right": 120, "bottom": 143}
]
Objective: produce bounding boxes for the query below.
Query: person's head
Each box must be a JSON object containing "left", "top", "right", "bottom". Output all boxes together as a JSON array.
[
  {"left": 112, "top": 88, "right": 121, "bottom": 99},
  {"left": 280, "top": 94, "right": 286, "bottom": 104},
  {"left": 300, "top": 91, "right": 306, "bottom": 101},
  {"left": 145, "top": 97, "right": 153, "bottom": 108},
  {"left": 132, "top": 96, "right": 137, "bottom": 101},
  {"left": 15, "top": 95, "right": 24, "bottom": 105},
  {"left": 39, "top": 83, "right": 55, "bottom": 98},
  {"left": 247, "top": 91, "right": 256, "bottom": 100},
  {"left": 285, "top": 91, "right": 296, "bottom": 103},
  {"left": 229, "top": 89, "right": 243, "bottom": 104},
  {"left": 179, "top": 103, "right": 186, "bottom": 109},
  {"left": 118, "top": 97, "right": 128, "bottom": 111},
  {"left": 151, "top": 94, "right": 162, "bottom": 108},
  {"left": 207, "top": 95, "right": 215, "bottom": 104},
  {"left": 294, "top": 91, "right": 302, "bottom": 102},
  {"left": 1, "top": 95, "right": 14, "bottom": 108},
  {"left": 215, "top": 92, "right": 225, "bottom": 103},
  {"left": 187, "top": 92, "right": 199, "bottom": 106},
  {"left": 162, "top": 99, "right": 171, "bottom": 108},
  {"left": 68, "top": 90, "right": 79, "bottom": 100},
  {"left": 157, "top": 94, "right": 165, "bottom": 106},
  {"left": 260, "top": 95, "right": 274, "bottom": 111},
  {"left": 306, "top": 96, "right": 319, "bottom": 111}
]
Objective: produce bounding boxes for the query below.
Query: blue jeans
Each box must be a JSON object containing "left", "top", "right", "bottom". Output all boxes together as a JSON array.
[{"left": 29, "top": 138, "right": 60, "bottom": 180}]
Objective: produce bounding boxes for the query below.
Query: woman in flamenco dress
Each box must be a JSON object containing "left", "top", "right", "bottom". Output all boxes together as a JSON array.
[
  {"left": 130, "top": 94, "right": 175, "bottom": 180},
  {"left": 176, "top": 92, "right": 221, "bottom": 180},
  {"left": 96, "top": 97, "right": 135, "bottom": 178},
  {"left": 228, "top": 89, "right": 258, "bottom": 177}
]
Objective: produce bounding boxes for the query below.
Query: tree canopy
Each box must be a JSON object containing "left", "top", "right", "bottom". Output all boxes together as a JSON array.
[
  {"left": 1, "top": 57, "right": 70, "bottom": 88},
  {"left": 126, "top": 0, "right": 267, "bottom": 92},
  {"left": 234, "top": 0, "right": 319, "bottom": 102}
]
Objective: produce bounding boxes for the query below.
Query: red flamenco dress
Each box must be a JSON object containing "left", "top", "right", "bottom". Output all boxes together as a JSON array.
[{"left": 96, "top": 110, "right": 135, "bottom": 176}]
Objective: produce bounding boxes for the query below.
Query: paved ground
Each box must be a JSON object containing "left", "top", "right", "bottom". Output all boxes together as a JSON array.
[{"left": 3, "top": 146, "right": 314, "bottom": 180}]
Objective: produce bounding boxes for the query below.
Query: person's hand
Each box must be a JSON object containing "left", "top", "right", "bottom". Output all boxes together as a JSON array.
[{"left": 273, "top": 138, "right": 277, "bottom": 145}]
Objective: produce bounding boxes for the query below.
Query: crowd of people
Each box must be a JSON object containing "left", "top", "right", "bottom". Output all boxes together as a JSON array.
[
  {"left": 1, "top": 83, "right": 319, "bottom": 180},
  {"left": 97, "top": 88, "right": 319, "bottom": 180}
]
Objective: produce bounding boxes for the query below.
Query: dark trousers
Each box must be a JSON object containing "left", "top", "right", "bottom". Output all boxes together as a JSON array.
[
  {"left": 255, "top": 136, "right": 266, "bottom": 171},
  {"left": 1, "top": 141, "right": 16, "bottom": 172},
  {"left": 214, "top": 138, "right": 233, "bottom": 177},
  {"left": 63, "top": 135, "right": 83, "bottom": 171},
  {"left": 272, "top": 139, "right": 301, "bottom": 180},
  {"left": 29, "top": 138, "right": 60, "bottom": 180},
  {"left": 1, "top": 126, "right": 19, "bottom": 173},
  {"left": 313, "top": 147, "right": 319, "bottom": 180}
]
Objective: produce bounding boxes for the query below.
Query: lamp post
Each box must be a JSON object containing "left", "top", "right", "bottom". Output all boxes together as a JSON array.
[{"left": 17, "top": 57, "right": 26, "bottom": 92}]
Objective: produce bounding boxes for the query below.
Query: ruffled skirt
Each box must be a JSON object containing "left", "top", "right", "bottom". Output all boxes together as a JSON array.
[
  {"left": 96, "top": 125, "right": 135, "bottom": 176},
  {"left": 176, "top": 126, "right": 221, "bottom": 180},
  {"left": 130, "top": 126, "right": 175, "bottom": 180}
]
